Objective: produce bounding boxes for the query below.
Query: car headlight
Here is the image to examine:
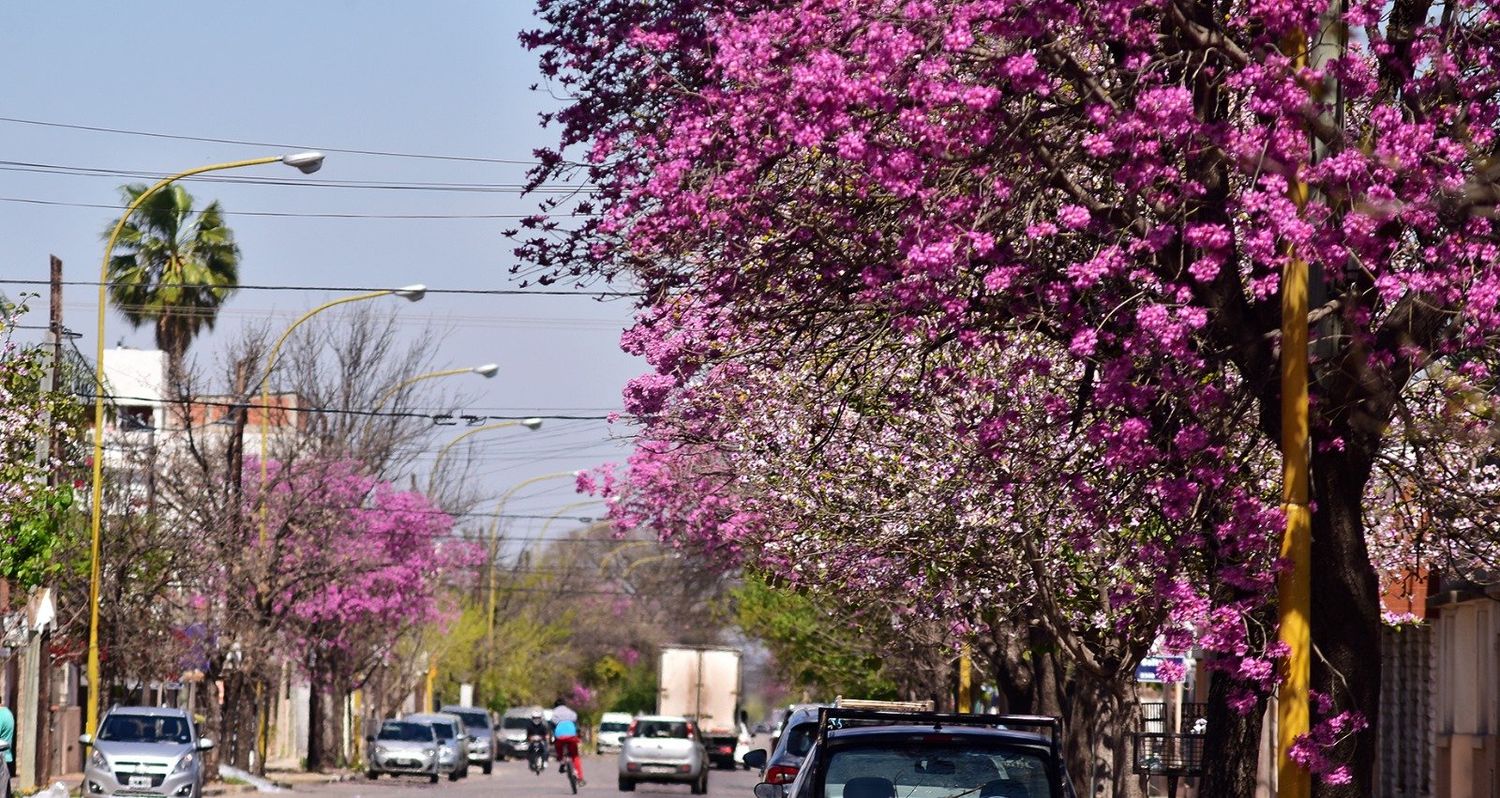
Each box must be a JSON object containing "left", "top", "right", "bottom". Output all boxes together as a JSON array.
[
  {"left": 374, "top": 744, "right": 389, "bottom": 756},
  {"left": 88, "top": 749, "right": 108, "bottom": 770},
  {"left": 173, "top": 753, "right": 196, "bottom": 774},
  {"left": 423, "top": 748, "right": 436, "bottom": 757}
]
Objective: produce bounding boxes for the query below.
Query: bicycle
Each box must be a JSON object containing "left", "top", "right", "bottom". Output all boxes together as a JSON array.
[
  {"left": 561, "top": 755, "right": 578, "bottom": 794},
  {"left": 527, "top": 735, "right": 548, "bottom": 776},
  {"left": 555, "top": 737, "right": 582, "bottom": 794}
]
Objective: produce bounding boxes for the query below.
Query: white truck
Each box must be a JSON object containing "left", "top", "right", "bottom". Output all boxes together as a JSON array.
[{"left": 658, "top": 645, "right": 743, "bottom": 769}]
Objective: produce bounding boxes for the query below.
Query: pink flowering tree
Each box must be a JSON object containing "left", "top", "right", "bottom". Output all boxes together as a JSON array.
[
  {"left": 521, "top": 0, "right": 1500, "bottom": 795},
  {"left": 243, "top": 456, "right": 475, "bottom": 769}
]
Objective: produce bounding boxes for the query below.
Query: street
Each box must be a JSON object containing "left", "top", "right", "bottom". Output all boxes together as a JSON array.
[{"left": 290, "top": 755, "right": 762, "bottom": 798}]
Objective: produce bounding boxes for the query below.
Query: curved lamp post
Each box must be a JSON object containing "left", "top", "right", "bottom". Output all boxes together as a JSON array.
[
  {"left": 482, "top": 471, "right": 581, "bottom": 638},
  {"left": 428, "top": 418, "right": 543, "bottom": 480},
  {"left": 255, "top": 285, "right": 426, "bottom": 537},
  {"left": 86, "top": 152, "right": 325, "bottom": 737},
  {"left": 371, "top": 364, "right": 502, "bottom": 413}
]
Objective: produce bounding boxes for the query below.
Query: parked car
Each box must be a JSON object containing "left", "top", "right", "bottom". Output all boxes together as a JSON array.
[
  {"left": 597, "top": 711, "right": 633, "bottom": 755},
  {"left": 366, "top": 719, "right": 441, "bottom": 783},
  {"left": 499, "top": 706, "right": 547, "bottom": 760},
  {"left": 79, "top": 706, "right": 213, "bottom": 798},
  {"left": 617, "top": 715, "right": 709, "bottom": 794},
  {"left": 404, "top": 712, "right": 470, "bottom": 781},
  {"left": 754, "top": 707, "right": 1075, "bottom": 798},
  {"left": 440, "top": 704, "right": 497, "bottom": 774},
  {"left": 742, "top": 703, "right": 825, "bottom": 786}
]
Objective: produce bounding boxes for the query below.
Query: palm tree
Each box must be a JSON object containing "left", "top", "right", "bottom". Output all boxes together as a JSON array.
[{"left": 104, "top": 183, "right": 241, "bottom": 389}]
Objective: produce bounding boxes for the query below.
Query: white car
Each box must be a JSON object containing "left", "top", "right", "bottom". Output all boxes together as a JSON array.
[
  {"left": 617, "top": 715, "right": 709, "bottom": 794},
  {"left": 597, "top": 712, "right": 633, "bottom": 754}
]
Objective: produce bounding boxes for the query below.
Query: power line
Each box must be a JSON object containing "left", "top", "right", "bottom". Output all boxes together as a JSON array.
[
  {"left": 0, "top": 159, "right": 596, "bottom": 194},
  {"left": 82, "top": 391, "right": 613, "bottom": 422},
  {"left": 0, "top": 277, "right": 639, "bottom": 298},
  {"left": 0, "top": 195, "right": 571, "bottom": 220},
  {"left": 0, "top": 115, "right": 549, "bottom": 166}
]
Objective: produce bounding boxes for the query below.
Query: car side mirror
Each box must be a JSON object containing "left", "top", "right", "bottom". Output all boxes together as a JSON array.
[
  {"left": 77, "top": 734, "right": 93, "bottom": 747},
  {"left": 0, "top": 740, "right": 9, "bottom": 752},
  {"left": 754, "top": 783, "right": 785, "bottom": 798},
  {"left": 366, "top": 735, "right": 375, "bottom": 743},
  {"left": 196, "top": 738, "right": 215, "bottom": 751},
  {"left": 742, "top": 749, "right": 768, "bottom": 770}
]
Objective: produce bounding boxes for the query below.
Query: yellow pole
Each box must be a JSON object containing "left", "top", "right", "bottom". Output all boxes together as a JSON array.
[
  {"left": 426, "top": 660, "right": 439, "bottom": 712},
  {"left": 87, "top": 154, "right": 302, "bottom": 738},
  {"left": 483, "top": 472, "right": 581, "bottom": 638},
  {"left": 256, "top": 289, "right": 412, "bottom": 541},
  {"left": 958, "top": 643, "right": 973, "bottom": 713},
  {"left": 1277, "top": 28, "right": 1313, "bottom": 798}
]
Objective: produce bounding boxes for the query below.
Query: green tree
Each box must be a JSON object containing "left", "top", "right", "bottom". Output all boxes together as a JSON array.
[
  {"left": 104, "top": 183, "right": 241, "bottom": 386},
  {"left": 734, "top": 576, "right": 897, "bottom": 701}
]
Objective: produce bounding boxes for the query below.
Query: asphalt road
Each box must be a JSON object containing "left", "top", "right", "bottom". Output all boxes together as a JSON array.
[{"left": 290, "top": 754, "right": 763, "bottom": 798}]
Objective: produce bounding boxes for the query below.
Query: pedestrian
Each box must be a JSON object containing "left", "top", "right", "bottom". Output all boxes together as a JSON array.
[{"left": 0, "top": 701, "right": 14, "bottom": 798}]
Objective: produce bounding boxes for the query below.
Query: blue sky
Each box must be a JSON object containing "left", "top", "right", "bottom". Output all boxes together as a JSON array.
[{"left": 0, "top": 3, "right": 642, "bottom": 538}]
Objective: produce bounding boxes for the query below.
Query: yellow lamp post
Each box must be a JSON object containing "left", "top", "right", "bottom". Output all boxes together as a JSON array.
[
  {"left": 86, "top": 152, "right": 326, "bottom": 737},
  {"left": 370, "top": 363, "right": 502, "bottom": 413},
  {"left": 1277, "top": 28, "right": 1313, "bottom": 798},
  {"left": 429, "top": 418, "right": 543, "bottom": 479},
  {"left": 482, "top": 471, "right": 581, "bottom": 637},
  {"left": 255, "top": 285, "right": 427, "bottom": 538}
]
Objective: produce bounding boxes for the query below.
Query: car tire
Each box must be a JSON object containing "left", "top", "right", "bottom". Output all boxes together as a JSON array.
[
  {"left": 429, "top": 773, "right": 440, "bottom": 784},
  {"left": 692, "top": 772, "right": 708, "bottom": 795},
  {"left": 366, "top": 771, "right": 379, "bottom": 780},
  {"left": 618, "top": 777, "right": 636, "bottom": 792},
  {"left": 483, "top": 762, "right": 493, "bottom": 775}
]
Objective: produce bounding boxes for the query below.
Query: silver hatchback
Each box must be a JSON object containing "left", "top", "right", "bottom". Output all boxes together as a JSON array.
[{"left": 80, "top": 706, "right": 212, "bottom": 798}]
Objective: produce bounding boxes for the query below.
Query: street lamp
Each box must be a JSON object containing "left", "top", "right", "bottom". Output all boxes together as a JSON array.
[
  {"left": 370, "top": 363, "right": 503, "bottom": 413},
  {"left": 482, "top": 471, "right": 582, "bottom": 636},
  {"left": 86, "top": 153, "right": 326, "bottom": 738},
  {"left": 256, "top": 285, "right": 427, "bottom": 537},
  {"left": 429, "top": 418, "right": 544, "bottom": 479}
]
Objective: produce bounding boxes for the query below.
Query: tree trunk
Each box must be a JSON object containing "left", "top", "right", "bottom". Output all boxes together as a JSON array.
[
  {"left": 1197, "top": 665, "right": 1266, "bottom": 798},
  {"left": 1060, "top": 669, "right": 1139, "bottom": 798},
  {"left": 1308, "top": 446, "right": 1382, "bottom": 798},
  {"left": 306, "top": 660, "right": 326, "bottom": 772}
]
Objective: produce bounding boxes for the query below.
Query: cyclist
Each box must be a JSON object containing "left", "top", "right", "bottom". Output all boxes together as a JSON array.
[
  {"left": 551, "top": 697, "right": 585, "bottom": 787},
  {"left": 525, "top": 710, "right": 551, "bottom": 771}
]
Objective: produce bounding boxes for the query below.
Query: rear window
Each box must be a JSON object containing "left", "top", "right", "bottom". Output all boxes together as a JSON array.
[
  {"left": 377, "top": 722, "right": 433, "bottom": 742},
  {"left": 601, "top": 722, "right": 630, "bottom": 733},
  {"left": 821, "top": 741, "right": 1051, "bottom": 798},
  {"left": 783, "top": 722, "right": 817, "bottom": 757},
  {"left": 635, "top": 720, "right": 690, "bottom": 739},
  {"left": 445, "top": 709, "right": 491, "bottom": 731}
]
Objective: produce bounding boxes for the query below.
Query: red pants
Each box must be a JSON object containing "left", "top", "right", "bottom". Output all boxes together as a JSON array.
[{"left": 554, "top": 736, "right": 582, "bottom": 780}]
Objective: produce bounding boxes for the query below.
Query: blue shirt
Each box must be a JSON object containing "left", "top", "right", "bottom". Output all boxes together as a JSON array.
[
  {"left": 552, "top": 706, "right": 578, "bottom": 738},
  {"left": 0, "top": 706, "right": 14, "bottom": 763}
]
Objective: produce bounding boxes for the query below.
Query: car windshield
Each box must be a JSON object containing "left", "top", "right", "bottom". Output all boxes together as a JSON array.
[
  {"left": 502, "top": 717, "right": 532, "bottom": 730},
  {"left": 377, "top": 722, "right": 433, "bottom": 743},
  {"left": 601, "top": 722, "right": 630, "bottom": 733},
  {"left": 430, "top": 722, "right": 456, "bottom": 740},
  {"left": 99, "top": 714, "right": 191, "bottom": 744},
  {"left": 822, "top": 741, "right": 1052, "bottom": 798},
  {"left": 636, "top": 720, "right": 690, "bottom": 738},
  {"left": 448, "top": 710, "right": 490, "bottom": 731},
  {"left": 784, "top": 722, "right": 817, "bottom": 757}
]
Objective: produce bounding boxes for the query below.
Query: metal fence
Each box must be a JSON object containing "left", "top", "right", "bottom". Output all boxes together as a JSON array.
[
  {"left": 1138, "top": 702, "right": 1208, "bottom": 734},
  {"left": 1130, "top": 732, "right": 1205, "bottom": 777}
]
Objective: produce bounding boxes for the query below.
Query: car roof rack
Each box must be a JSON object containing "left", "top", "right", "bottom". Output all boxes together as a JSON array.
[
  {"left": 832, "top": 697, "right": 937, "bottom": 712},
  {"left": 814, "top": 707, "right": 1065, "bottom": 771}
]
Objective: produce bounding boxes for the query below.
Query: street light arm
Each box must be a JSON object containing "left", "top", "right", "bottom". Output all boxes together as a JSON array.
[
  {"left": 372, "top": 367, "right": 479, "bottom": 414},
  {"left": 87, "top": 153, "right": 314, "bottom": 741}
]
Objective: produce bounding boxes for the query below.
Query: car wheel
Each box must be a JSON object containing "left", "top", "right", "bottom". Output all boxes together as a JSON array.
[
  {"left": 483, "top": 762, "right": 493, "bottom": 775},
  {"left": 618, "top": 777, "right": 636, "bottom": 792},
  {"left": 692, "top": 772, "right": 708, "bottom": 795},
  {"left": 429, "top": 773, "right": 440, "bottom": 784},
  {"left": 366, "top": 771, "right": 379, "bottom": 780}
]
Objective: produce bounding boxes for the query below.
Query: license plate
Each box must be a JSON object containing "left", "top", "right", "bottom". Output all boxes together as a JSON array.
[
  {"left": 644, "top": 765, "right": 676, "bottom": 774},
  {"left": 129, "top": 776, "right": 152, "bottom": 788}
]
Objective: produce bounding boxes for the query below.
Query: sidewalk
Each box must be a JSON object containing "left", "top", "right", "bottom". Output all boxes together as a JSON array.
[{"left": 34, "top": 770, "right": 350, "bottom": 796}]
